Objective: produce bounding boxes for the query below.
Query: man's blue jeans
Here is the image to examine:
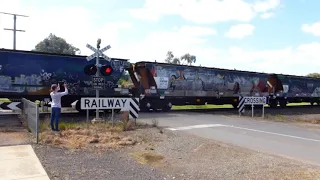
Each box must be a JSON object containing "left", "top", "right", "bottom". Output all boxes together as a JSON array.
[{"left": 50, "top": 107, "right": 61, "bottom": 131}]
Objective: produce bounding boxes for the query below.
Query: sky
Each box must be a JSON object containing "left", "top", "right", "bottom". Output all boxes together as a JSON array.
[{"left": 0, "top": 0, "right": 319, "bottom": 76}]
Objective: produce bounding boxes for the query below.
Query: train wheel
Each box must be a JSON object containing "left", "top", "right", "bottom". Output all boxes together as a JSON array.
[
  {"left": 269, "top": 101, "right": 277, "bottom": 108},
  {"left": 162, "top": 105, "right": 172, "bottom": 112},
  {"left": 232, "top": 103, "right": 238, "bottom": 109},
  {"left": 75, "top": 100, "right": 86, "bottom": 114}
]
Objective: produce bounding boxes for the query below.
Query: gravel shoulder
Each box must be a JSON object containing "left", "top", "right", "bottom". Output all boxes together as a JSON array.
[
  {"left": 33, "top": 145, "right": 170, "bottom": 180},
  {"left": 33, "top": 125, "right": 320, "bottom": 180}
]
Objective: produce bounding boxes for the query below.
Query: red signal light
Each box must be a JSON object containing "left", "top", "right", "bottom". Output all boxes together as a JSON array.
[
  {"left": 100, "top": 65, "right": 113, "bottom": 76},
  {"left": 105, "top": 67, "right": 112, "bottom": 73}
]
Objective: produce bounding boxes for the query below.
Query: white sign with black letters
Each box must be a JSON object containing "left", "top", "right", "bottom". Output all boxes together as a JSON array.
[
  {"left": 80, "top": 97, "right": 140, "bottom": 119},
  {"left": 81, "top": 98, "right": 129, "bottom": 110},
  {"left": 243, "top": 97, "right": 267, "bottom": 105},
  {"left": 92, "top": 76, "right": 105, "bottom": 90},
  {"left": 238, "top": 96, "right": 267, "bottom": 118}
]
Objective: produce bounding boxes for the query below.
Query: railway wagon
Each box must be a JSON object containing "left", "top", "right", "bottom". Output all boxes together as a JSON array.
[
  {"left": 0, "top": 49, "right": 133, "bottom": 112},
  {"left": 134, "top": 61, "right": 320, "bottom": 111}
]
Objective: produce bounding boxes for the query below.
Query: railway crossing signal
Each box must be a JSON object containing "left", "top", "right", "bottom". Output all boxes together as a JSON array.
[
  {"left": 85, "top": 39, "right": 114, "bottom": 121},
  {"left": 86, "top": 43, "right": 111, "bottom": 62}
]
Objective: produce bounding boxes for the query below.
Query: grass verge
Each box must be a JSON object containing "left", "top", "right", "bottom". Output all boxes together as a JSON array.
[{"left": 38, "top": 116, "right": 150, "bottom": 150}]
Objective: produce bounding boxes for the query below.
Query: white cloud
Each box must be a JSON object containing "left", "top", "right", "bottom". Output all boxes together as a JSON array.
[
  {"left": 301, "top": 22, "right": 320, "bottom": 37},
  {"left": 113, "top": 26, "right": 320, "bottom": 76},
  {"left": 0, "top": 0, "right": 319, "bottom": 77},
  {"left": 252, "top": 0, "right": 280, "bottom": 12},
  {"left": 0, "top": 1, "right": 131, "bottom": 55},
  {"left": 260, "top": 12, "right": 274, "bottom": 19},
  {"left": 130, "top": 0, "right": 281, "bottom": 24},
  {"left": 225, "top": 24, "right": 255, "bottom": 39}
]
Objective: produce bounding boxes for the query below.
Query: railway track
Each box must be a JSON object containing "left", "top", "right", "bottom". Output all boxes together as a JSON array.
[{"left": 0, "top": 104, "right": 319, "bottom": 117}]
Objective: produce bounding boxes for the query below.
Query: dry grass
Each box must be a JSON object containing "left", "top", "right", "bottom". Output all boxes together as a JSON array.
[
  {"left": 130, "top": 151, "right": 165, "bottom": 165},
  {"left": 38, "top": 117, "right": 148, "bottom": 150},
  {"left": 265, "top": 114, "right": 320, "bottom": 124}
]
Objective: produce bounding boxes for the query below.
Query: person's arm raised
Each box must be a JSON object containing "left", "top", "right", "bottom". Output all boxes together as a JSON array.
[{"left": 58, "top": 84, "right": 68, "bottom": 96}]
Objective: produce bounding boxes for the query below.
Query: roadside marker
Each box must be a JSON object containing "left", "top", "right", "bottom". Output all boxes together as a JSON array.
[{"left": 166, "top": 124, "right": 226, "bottom": 131}]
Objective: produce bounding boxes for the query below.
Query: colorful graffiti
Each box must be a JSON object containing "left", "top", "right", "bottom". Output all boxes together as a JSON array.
[
  {"left": 146, "top": 63, "right": 320, "bottom": 98},
  {"left": 0, "top": 50, "right": 130, "bottom": 96}
]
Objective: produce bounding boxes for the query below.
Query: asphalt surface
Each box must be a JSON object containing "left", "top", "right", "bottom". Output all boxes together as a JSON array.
[{"left": 138, "top": 112, "right": 320, "bottom": 167}]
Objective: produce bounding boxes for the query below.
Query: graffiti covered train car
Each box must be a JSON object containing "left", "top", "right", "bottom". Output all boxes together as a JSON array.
[
  {"left": 134, "top": 61, "right": 320, "bottom": 111},
  {"left": 1, "top": 48, "right": 319, "bottom": 112},
  {"left": 0, "top": 48, "right": 132, "bottom": 111}
]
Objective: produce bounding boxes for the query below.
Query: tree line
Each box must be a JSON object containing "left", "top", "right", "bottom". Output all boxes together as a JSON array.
[{"left": 33, "top": 33, "right": 319, "bottom": 78}]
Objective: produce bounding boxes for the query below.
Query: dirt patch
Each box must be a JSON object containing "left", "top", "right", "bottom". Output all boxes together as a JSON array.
[
  {"left": 130, "top": 151, "right": 165, "bottom": 165},
  {"left": 0, "top": 131, "right": 31, "bottom": 146}
]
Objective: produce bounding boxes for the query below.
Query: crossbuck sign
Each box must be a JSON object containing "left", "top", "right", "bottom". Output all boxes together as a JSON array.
[
  {"left": 86, "top": 44, "right": 111, "bottom": 62},
  {"left": 238, "top": 96, "right": 267, "bottom": 118}
]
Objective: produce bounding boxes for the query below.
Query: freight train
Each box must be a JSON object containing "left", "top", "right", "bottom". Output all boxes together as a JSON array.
[{"left": 0, "top": 48, "right": 319, "bottom": 113}]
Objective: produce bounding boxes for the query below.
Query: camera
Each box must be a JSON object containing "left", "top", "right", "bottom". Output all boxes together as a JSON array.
[{"left": 58, "top": 81, "right": 65, "bottom": 92}]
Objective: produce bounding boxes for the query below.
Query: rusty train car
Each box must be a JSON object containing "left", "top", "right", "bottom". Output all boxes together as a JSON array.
[
  {"left": 133, "top": 61, "right": 320, "bottom": 111},
  {"left": 0, "top": 48, "right": 319, "bottom": 112}
]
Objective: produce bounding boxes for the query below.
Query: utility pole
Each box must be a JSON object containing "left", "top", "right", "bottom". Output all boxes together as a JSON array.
[{"left": 0, "top": 12, "right": 28, "bottom": 50}]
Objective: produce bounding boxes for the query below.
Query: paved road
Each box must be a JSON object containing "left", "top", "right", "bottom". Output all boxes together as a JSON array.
[{"left": 138, "top": 112, "right": 320, "bottom": 166}]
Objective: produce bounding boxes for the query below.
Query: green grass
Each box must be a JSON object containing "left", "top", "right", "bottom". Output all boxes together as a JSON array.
[
  {"left": 287, "top": 102, "right": 310, "bottom": 106},
  {"left": 172, "top": 104, "right": 233, "bottom": 110},
  {"left": 172, "top": 102, "right": 311, "bottom": 110},
  {"left": 39, "top": 118, "right": 87, "bottom": 131},
  {"left": 0, "top": 98, "right": 11, "bottom": 102}
]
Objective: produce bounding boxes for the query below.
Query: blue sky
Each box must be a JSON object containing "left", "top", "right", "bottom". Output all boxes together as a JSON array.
[{"left": 0, "top": 0, "right": 319, "bottom": 76}]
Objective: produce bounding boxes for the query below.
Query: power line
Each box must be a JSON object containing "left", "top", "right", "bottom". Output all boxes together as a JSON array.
[{"left": 0, "top": 12, "right": 28, "bottom": 50}]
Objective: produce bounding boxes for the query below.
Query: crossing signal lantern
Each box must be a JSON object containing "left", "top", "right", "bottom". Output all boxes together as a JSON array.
[
  {"left": 84, "top": 64, "right": 97, "bottom": 75},
  {"left": 100, "top": 65, "right": 113, "bottom": 76}
]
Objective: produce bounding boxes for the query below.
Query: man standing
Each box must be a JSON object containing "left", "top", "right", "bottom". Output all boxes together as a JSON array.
[{"left": 50, "top": 83, "right": 68, "bottom": 131}]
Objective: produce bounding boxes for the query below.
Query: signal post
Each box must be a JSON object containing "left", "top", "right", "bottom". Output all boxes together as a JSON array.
[{"left": 85, "top": 39, "right": 113, "bottom": 122}]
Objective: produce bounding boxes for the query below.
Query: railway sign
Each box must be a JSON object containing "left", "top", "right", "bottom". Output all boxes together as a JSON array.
[
  {"left": 243, "top": 96, "right": 267, "bottom": 105},
  {"left": 80, "top": 97, "right": 140, "bottom": 119},
  {"left": 238, "top": 96, "right": 267, "bottom": 118},
  {"left": 92, "top": 76, "right": 105, "bottom": 90},
  {"left": 0, "top": 102, "right": 22, "bottom": 110},
  {"left": 86, "top": 43, "right": 111, "bottom": 62}
]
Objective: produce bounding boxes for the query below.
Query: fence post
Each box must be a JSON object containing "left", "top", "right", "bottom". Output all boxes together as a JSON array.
[{"left": 36, "top": 103, "right": 39, "bottom": 144}]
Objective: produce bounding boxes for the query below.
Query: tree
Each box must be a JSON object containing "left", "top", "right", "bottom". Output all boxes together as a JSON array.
[
  {"left": 181, "top": 53, "right": 196, "bottom": 65},
  {"left": 33, "top": 33, "right": 80, "bottom": 55},
  {"left": 307, "top": 73, "right": 320, "bottom": 78},
  {"left": 164, "top": 51, "right": 196, "bottom": 65}
]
